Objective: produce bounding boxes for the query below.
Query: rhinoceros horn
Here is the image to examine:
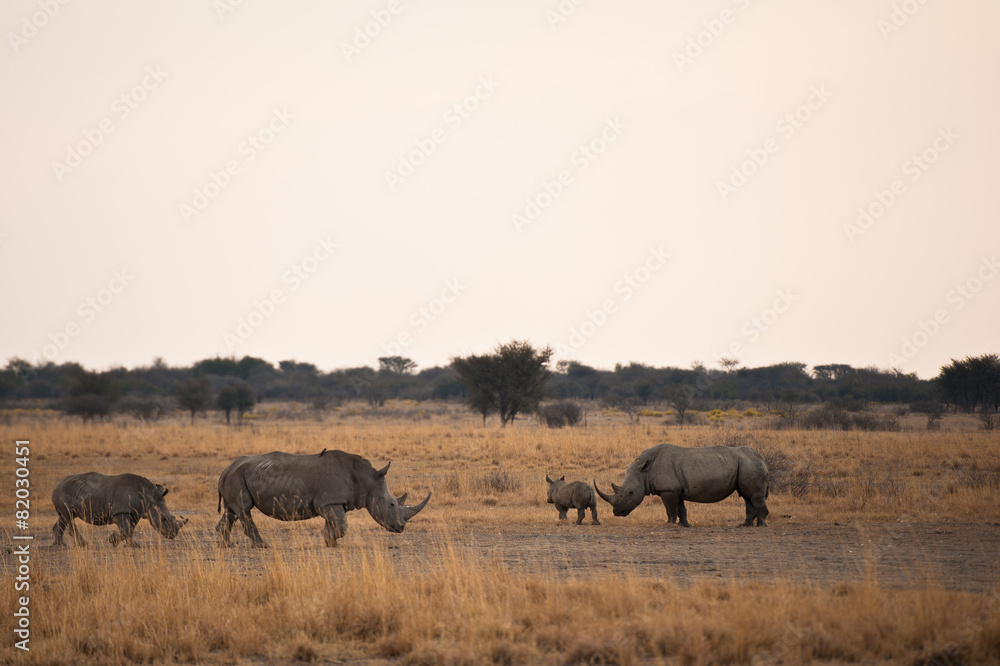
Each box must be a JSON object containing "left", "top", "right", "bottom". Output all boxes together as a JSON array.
[
  {"left": 401, "top": 492, "right": 431, "bottom": 521},
  {"left": 593, "top": 480, "right": 615, "bottom": 505}
]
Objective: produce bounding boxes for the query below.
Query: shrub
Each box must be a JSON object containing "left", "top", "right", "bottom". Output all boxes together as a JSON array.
[
  {"left": 540, "top": 401, "right": 583, "bottom": 428},
  {"left": 118, "top": 395, "right": 173, "bottom": 422},
  {"left": 798, "top": 406, "right": 900, "bottom": 432},
  {"left": 799, "top": 405, "right": 852, "bottom": 431},
  {"left": 477, "top": 468, "right": 521, "bottom": 493},
  {"left": 850, "top": 411, "right": 900, "bottom": 432}
]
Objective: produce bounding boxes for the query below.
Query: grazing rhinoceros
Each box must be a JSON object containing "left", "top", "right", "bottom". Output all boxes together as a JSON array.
[
  {"left": 545, "top": 475, "right": 600, "bottom": 525},
  {"left": 216, "top": 449, "right": 431, "bottom": 547},
  {"left": 594, "top": 443, "right": 769, "bottom": 527},
  {"left": 52, "top": 472, "right": 189, "bottom": 547}
]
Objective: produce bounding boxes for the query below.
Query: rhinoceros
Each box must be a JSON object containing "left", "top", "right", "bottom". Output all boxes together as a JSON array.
[
  {"left": 594, "top": 443, "right": 769, "bottom": 527},
  {"left": 51, "top": 472, "right": 189, "bottom": 547},
  {"left": 216, "top": 449, "right": 431, "bottom": 547},
  {"left": 545, "top": 475, "right": 600, "bottom": 525}
]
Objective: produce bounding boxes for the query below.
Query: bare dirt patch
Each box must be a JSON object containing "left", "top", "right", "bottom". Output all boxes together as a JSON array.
[{"left": 17, "top": 517, "right": 999, "bottom": 593}]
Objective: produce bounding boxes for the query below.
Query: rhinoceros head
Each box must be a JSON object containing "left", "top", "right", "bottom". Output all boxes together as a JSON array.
[
  {"left": 593, "top": 461, "right": 649, "bottom": 516},
  {"left": 544, "top": 475, "right": 565, "bottom": 504},
  {"left": 366, "top": 463, "right": 431, "bottom": 534},
  {"left": 145, "top": 485, "right": 189, "bottom": 539}
]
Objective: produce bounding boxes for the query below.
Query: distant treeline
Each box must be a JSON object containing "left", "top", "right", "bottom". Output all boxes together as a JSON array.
[{"left": 2, "top": 353, "right": 997, "bottom": 421}]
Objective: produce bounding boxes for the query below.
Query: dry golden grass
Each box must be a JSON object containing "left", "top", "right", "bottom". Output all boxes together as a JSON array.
[
  {"left": 12, "top": 412, "right": 1000, "bottom": 526},
  {"left": 5, "top": 538, "right": 1000, "bottom": 665},
  {"left": 3, "top": 409, "right": 1000, "bottom": 664}
]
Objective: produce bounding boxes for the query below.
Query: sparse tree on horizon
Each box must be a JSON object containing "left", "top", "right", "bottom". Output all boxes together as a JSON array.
[
  {"left": 217, "top": 382, "right": 255, "bottom": 425},
  {"left": 451, "top": 340, "right": 553, "bottom": 427},
  {"left": 176, "top": 376, "right": 213, "bottom": 424}
]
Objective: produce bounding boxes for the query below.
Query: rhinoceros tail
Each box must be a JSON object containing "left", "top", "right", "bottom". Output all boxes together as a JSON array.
[{"left": 217, "top": 490, "right": 222, "bottom": 514}]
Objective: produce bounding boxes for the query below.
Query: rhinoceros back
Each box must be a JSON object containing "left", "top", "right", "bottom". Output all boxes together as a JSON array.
[{"left": 53, "top": 472, "right": 156, "bottom": 523}]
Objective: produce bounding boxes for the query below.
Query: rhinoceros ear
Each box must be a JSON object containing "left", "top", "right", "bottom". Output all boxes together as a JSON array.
[
  {"left": 639, "top": 460, "right": 652, "bottom": 474},
  {"left": 375, "top": 462, "right": 391, "bottom": 479},
  {"left": 560, "top": 475, "right": 565, "bottom": 481},
  {"left": 160, "top": 487, "right": 169, "bottom": 497},
  {"left": 545, "top": 475, "right": 553, "bottom": 484}
]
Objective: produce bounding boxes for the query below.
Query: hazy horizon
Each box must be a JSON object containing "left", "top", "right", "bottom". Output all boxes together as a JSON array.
[{"left": 3, "top": 1, "right": 998, "bottom": 382}]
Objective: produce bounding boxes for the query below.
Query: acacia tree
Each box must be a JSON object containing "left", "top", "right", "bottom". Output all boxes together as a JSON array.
[
  {"left": 63, "top": 368, "right": 120, "bottom": 423},
  {"left": 176, "top": 376, "right": 213, "bottom": 424},
  {"left": 450, "top": 340, "right": 552, "bottom": 426},
  {"left": 935, "top": 354, "right": 1000, "bottom": 414},
  {"left": 378, "top": 356, "right": 417, "bottom": 375},
  {"left": 217, "top": 382, "right": 255, "bottom": 425}
]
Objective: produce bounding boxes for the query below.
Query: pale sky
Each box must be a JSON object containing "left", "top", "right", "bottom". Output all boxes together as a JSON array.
[{"left": 2, "top": 1, "right": 998, "bottom": 380}]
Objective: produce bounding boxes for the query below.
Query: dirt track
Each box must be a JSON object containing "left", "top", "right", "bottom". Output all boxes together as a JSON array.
[
  {"left": 17, "top": 519, "right": 1000, "bottom": 593},
  {"left": 383, "top": 520, "right": 1000, "bottom": 592},
  {"left": 445, "top": 521, "right": 1000, "bottom": 591}
]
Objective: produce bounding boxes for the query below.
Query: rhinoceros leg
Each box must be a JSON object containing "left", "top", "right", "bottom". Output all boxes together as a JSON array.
[
  {"left": 555, "top": 504, "right": 568, "bottom": 522},
  {"left": 659, "top": 492, "right": 690, "bottom": 527},
  {"left": 319, "top": 505, "right": 347, "bottom": 547},
  {"left": 589, "top": 501, "right": 600, "bottom": 526},
  {"left": 741, "top": 496, "right": 756, "bottom": 527},
  {"left": 52, "top": 517, "right": 77, "bottom": 547},
  {"left": 52, "top": 518, "right": 66, "bottom": 547},
  {"left": 575, "top": 507, "right": 586, "bottom": 525},
  {"left": 751, "top": 493, "right": 768, "bottom": 527},
  {"left": 53, "top": 505, "right": 87, "bottom": 547},
  {"left": 109, "top": 514, "right": 140, "bottom": 547},
  {"left": 236, "top": 510, "right": 268, "bottom": 548},
  {"left": 53, "top": 515, "right": 76, "bottom": 546},
  {"left": 215, "top": 509, "right": 238, "bottom": 547},
  {"left": 738, "top": 489, "right": 768, "bottom": 527},
  {"left": 677, "top": 499, "right": 690, "bottom": 528}
]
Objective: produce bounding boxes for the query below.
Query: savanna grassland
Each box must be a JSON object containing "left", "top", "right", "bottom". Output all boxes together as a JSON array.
[{"left": 2, "top": 404, "right": 1000, "bottom": 665}]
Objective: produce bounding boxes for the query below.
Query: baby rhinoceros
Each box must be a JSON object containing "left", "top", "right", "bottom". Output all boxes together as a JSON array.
[
  {"left": 52, "top": 472, "right": 188, "bottom": 547},
  {"left": 545, "top": 475, "right": 600, "bottom": 525}
]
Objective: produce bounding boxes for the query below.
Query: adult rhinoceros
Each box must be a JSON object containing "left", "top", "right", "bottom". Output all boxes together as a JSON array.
[
  {"left": 52, "top": 472, "right": 189, "bottom": 546},
  {"left": 216, "top": 449, "right": 431, "bottom": 547},
  {"left": 594, "top": 443, "right": 769, "bottom": 527}
]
